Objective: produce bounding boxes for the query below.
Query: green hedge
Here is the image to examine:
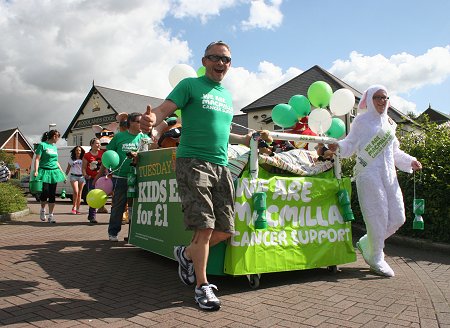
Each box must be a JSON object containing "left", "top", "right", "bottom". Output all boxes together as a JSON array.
[
  {"left": 0, "top": 182, "right": 28, "bottom": 214},
  {"left": 397, "top": 120, "right": 450, "bottom": 243},
  {"left": 341, "top": 120, "right": 450, "bottom": 243}
]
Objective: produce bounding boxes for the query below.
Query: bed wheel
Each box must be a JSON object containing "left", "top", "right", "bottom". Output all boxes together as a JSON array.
[{"left": 247, "top": 274, "right": 260, "bottom": 289}]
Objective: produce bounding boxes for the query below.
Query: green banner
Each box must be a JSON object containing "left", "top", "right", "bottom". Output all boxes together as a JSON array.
[
  {"left": 129, "top": 148, "right": 192, "bottom": 259},
  {"left": 224, "top": 168, "right": 356, "bottom": 275},
  {"left": 130, "top": 148, "right": 356, "bottom": 276}
]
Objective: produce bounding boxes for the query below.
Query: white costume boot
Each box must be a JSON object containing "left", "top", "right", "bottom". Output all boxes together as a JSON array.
[{"left": 356, "top": 234, "right": 394, "bottom": 277}]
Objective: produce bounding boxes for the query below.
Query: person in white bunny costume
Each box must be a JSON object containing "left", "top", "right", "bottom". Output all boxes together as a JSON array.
[{"left": 329, "top": 85, "right": 422, "bottom": 277}]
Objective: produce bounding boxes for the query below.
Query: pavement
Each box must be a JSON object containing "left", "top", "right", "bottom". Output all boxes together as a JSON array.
[{"left": 0, "top": 198, "right": 449, "bottom": 328}]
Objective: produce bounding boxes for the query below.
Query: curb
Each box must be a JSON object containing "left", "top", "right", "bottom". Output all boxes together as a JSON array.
[
  {"left": 386, "top": 233, "right": 450, "bottom": 254},
  {"left": 0, "top": 208, "right": 30, "bottom": 223},
  {"left": 352, "top": 223, "right": 450, "bottom": 255}
]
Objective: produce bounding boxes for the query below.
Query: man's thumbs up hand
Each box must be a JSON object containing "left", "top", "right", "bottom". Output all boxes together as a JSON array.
[{"left": 141, "top": 105, "right": 156, "bottom": 134}]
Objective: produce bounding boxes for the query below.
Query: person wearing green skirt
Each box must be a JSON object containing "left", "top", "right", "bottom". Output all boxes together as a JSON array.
[{"left": 33, "top": 130, "right": 66, "bottom": 223}]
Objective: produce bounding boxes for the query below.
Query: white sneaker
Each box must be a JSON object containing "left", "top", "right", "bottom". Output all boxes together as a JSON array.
[
  {"left": 108, "top": 235, "right": 118, "bottom": 242},
  {"left": 173, "top": 246, "right": 195, "bottom": 285},
  {"left": 194, "top": 283, "right": 221, "bottom": 311},
  {"left": 40, "top": 210, "right": 47, "bottom": 222},
  {"left": 48, "top": 214, "right": 56, "bottom": 223}
]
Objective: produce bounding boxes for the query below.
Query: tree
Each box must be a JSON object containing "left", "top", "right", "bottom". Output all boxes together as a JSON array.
[
  {"left": 0, "top": 150, "right": 15, "bottom": 167},
  {"left": 406, "top": 111, "right": 417, "bottom": 120}
]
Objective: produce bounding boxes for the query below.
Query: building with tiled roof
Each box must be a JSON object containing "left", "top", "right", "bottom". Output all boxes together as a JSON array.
[
  {"left": 62, "top": 84, "right": 165, "bottom": 146},
  {"left": 0, "top": 127, "right": 34, "bottom": 177},
  {"left": 418, "top": 105, "right": 450, "bottom": 125}
]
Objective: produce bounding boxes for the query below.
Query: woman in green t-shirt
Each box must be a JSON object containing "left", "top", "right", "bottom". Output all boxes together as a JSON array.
[{"left": 33, "top": 130, "right": 66, "bottom": 223}]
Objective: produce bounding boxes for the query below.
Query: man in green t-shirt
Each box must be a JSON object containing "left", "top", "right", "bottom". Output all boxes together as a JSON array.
[
  {"left": 97, "top": 112, "right": 147, "bottom": 242},
  {"left": 141, "top": 41, "right": 250, "bottom": 311}
]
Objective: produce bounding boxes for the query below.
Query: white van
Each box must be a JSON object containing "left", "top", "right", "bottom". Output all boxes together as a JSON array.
[{"left": 30, "top": 146, "right": 90, "bottom": 202}]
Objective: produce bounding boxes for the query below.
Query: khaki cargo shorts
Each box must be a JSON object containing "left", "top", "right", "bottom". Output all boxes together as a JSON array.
[{"left": 176, "top": 158, "right": 235, "bottom": 233}]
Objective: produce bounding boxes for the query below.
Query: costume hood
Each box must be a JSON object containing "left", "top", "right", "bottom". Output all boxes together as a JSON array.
[{"left": 358, "top": 84, "right": 389, "bottom": 118}]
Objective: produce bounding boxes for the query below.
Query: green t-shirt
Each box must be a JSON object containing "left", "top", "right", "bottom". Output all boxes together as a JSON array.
[
  {"left": 168, "top": 75, "right": 233, "bottom": 166},
  {"left": 35, "top": 142, "right": 59, "bottom": 169},
  {"left": 107, "top": 131, "right": 146, "bottom": 177}
]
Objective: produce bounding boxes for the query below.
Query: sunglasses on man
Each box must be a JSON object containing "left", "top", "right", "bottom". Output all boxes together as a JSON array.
[{"left": 205, "top": 54, "right": 232, "bottom": 64}]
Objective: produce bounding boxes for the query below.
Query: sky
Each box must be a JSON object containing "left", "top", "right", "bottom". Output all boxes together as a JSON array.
[{"left": 1, "top": 0, "right": 450, "bottom": 145}]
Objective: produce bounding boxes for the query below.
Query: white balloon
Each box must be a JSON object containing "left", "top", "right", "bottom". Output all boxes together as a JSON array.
[
  {"left": 330, "top": 88, "right": 355, "bottom": 116},
  {"left": 308, "top": 108, "right": 332, "bottom": 135},
  {"left": 168, "top": 64, "right": 197, "bottom": 88}
]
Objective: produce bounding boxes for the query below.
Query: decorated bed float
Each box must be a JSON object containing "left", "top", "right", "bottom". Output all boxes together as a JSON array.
[{"left": 127, "top": 131, "right": 357, "bottom": 288}]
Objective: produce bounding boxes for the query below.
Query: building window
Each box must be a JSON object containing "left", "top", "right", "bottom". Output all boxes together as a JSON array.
[{"left": 73, "top": 134, "right": 83, "bottom": 146}]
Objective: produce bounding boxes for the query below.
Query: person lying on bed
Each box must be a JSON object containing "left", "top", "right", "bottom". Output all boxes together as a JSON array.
[{"left": 258, "top": 140, "right": 333, "bottom": 163}]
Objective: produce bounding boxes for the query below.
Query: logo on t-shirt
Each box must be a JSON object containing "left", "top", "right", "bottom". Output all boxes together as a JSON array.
[{"left": 202, "top": 94, "right": 233, "bottom": 114}]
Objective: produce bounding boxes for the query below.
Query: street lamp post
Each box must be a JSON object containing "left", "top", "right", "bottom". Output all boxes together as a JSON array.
[{"left": 49, "top": 123, "right": 56, "bottom": 131}]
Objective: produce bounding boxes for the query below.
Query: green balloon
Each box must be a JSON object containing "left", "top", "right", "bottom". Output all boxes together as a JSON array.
[
  {"left": 102, "top": 150, "right": 120, "bottom": 170},
  {"left": 326, "top": 117, "right": 346, "bottom": 138},
  {"left": 271, "top": 104, "right": 298, "bottom": 128},
  {"left": 307, "top": 81, "right": 333, "bottom": 108},
  {"left": 197, "top": 66, "right": 206, "bottom": 77},
  {"left": 288, "top": 95, "right": 311, "bottom": 118}
]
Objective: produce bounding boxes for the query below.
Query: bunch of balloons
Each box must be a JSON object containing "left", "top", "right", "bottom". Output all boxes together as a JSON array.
[{"left": 271, "top": 80, "right": 356, "bottom": 139}]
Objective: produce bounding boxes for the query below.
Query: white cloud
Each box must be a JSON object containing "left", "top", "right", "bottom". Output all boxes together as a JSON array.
[
  {"left": 241, "top": 0, "right": 283, "bottom": 30},
  {"left": 329, "top": 46, "right": 450, "bottom": 114},
  {"left": 0, "top": 0, "right": 294, "bottom": 141},
  {"left": 171, "top": 0, "right": 239, "bottom": 24},
  {"left": 389, "top": 95, "right": 417, "bottom": 115},
  {"left": 0, "top": 0, "right": 191, "bottom": 140},
  {"left": 224, "top": 61, "right": 302, "bottom": 112}
]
